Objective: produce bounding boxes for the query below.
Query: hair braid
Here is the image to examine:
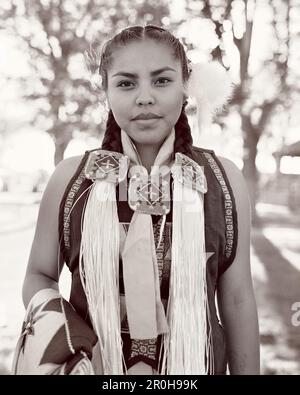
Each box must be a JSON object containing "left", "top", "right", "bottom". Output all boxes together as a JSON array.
[
  {"left": 101, "top": 110, "right": 122, "bottom": 153},
  {"left": 174, "top": 106, "right": 194, "bottom": 159}
]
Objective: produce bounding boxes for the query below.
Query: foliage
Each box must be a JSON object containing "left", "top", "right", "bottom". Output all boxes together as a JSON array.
[
  {"left": 172, "top": 0, "right": 299, "bottom": 213},
  {"left": 1, "top": 0, "right": 299, "bottom": 212},
  {"left": 0, "top": 0, "right": 169, "bottom": 163}
]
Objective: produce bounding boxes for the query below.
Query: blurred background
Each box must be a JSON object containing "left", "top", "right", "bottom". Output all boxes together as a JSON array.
[{"left": 0, "top": 0, "right": 299, "bottom": 375}]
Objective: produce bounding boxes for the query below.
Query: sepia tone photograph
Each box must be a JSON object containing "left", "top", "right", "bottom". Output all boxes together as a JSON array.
[{"left": 0, "top": 0, "right": 299, "bottom": 375}]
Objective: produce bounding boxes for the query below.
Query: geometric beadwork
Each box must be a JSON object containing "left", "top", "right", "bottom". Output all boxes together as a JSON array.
[
  {"left": 171, "top": 152, "right": 207, "bottom": 193},
  {"left": 84, "top": 150, "right": 129, "bottom": 184},
  {"left": 128, "top": 173, "right": 171, "bottom": 216}
]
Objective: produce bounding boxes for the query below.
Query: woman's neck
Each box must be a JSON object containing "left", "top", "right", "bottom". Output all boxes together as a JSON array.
[{"left": 134, "top": 143, "right": 161, "bottom": 174}]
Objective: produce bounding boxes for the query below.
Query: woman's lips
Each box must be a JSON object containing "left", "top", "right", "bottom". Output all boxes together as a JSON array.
[{"left": 132, "top": 113, "right": 162, "bottom": 120}]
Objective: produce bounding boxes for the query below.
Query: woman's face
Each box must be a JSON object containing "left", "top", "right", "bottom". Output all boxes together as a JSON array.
[{"left": 106, "top": 39, "right": 185, "bottom": 148}]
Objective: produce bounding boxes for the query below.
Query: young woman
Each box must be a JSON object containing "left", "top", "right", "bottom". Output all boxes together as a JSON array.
[{"left": 21, "top": 25, "right": 260, "bottom": 375}]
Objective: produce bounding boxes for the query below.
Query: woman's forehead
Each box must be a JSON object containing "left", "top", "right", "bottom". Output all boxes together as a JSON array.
[{"left": 107, "top": 40, "right": 181, "bottom": 74}]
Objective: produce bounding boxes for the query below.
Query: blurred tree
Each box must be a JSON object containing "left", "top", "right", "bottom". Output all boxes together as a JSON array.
[
  {"left": 0, "top": 0, "right": 169, "bottom": 164},
  {"left": 173, "top": 0, "right": 296, "bottom": 219},
  {"left": 1, "top": 0, "right": 298, "bottom": 214}
]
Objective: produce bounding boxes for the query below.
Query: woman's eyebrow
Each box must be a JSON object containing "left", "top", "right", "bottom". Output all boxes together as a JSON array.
[
  {"left": 151, "top": 67, "right": 176, "bottom": 76},
  {"left": 111, "top": 67, "right": 176, "bottom": 78}
]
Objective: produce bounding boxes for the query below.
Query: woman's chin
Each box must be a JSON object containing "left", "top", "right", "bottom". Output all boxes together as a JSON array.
[{"left": 131, "top": 133, "right": 166, "bottom": 147}]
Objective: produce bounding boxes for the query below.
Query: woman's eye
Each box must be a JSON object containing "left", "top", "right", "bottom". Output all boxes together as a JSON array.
[
  {"left": 155, "top": 77, "right": 171, "bottom": 85},
  {"left": 117, "top": 81, "right": 134, "bottom": 88}
]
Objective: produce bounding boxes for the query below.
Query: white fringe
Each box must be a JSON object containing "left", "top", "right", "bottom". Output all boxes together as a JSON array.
[
  {"left": 157, "top": 214, "right": 167, "bottom": 250},
  {"left": 160, "top": 179, "right": 213, "bottom": 374},
  {"left": 79, "top": 180, "right": 124, "bottom": 375}
]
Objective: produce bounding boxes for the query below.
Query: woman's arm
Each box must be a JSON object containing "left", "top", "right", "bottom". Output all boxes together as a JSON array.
[
  {"left": 217, "top": 157, "right": 260, "bottom": 375},
  {"left": 22, "top": 155, "right": 83, "bottom": 308}
]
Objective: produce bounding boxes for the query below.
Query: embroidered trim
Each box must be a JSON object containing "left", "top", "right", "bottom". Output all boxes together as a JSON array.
[
  {"left": 153, "top": 217, "right": 165, "bottom": 282},
  {"left": 203, "top": 152, "right": 234, "bottom": 259},
  {"left": 63, "top": 169, "right": 86, "bottom": 251},
  {"left": 130, "top": 338, "right": 157, "bottom": 360}
]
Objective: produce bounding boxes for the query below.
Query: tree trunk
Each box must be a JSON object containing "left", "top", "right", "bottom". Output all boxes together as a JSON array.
[
  {"left": 241, "top": 113, "right": 259, "bottom": 224},
  {"left": 54, "top": 140, "right": 69, "bottom": 166}
]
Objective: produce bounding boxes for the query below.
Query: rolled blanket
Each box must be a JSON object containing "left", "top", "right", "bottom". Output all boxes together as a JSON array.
[{"left": 12, "top": 288, "right": 98, "bottom": 375}]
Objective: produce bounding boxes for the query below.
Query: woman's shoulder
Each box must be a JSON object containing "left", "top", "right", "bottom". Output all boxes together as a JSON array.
[
  {"left": 192, "top": 146, "right": 243, "bottom": 182},
  {"left": 217, "top": 156, "right": 242, "bottom": 180},
  {"left": 217, "top": 157, "right": 246, "bottom": 188},
  {"left": 56, "top": 154, "right": 84, "bottom": 173},
  {"left": 52, "top": 155, "right": 84, "bottom": 184},
  {"left": 43, "top": 155, "right": 85, "bottom": 204},
  {"left": 217, "top": 156, "right": 250, "bottom": 215}
]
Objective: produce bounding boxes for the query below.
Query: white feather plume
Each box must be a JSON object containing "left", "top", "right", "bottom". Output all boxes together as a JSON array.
[{"left": 187, "top": 62, "right": 234, "bottom": 131}]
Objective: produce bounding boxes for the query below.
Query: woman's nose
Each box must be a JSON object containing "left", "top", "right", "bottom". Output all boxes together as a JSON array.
[
  {"left": 136, "top": 86, "right": 155, "bottom": 106},
  {"left": 136, "top": 97, "right": 154, "bottom": 106}
]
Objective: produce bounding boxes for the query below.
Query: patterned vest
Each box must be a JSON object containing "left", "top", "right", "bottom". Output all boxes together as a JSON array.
[{"left": 58, "top": 146, "right": 238, "bottom": 375}]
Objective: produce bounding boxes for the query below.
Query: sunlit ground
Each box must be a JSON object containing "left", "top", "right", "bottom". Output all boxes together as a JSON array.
[
  {"left": 0, "top": 195, "right": 299, "bottom": 375},
  {"left": 252, "top": 203, "right": 300, "bottom": 374}
]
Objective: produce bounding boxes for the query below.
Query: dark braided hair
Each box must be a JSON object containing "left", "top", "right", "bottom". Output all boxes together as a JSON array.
[
  {"left": 101, "top": 110, "right": 122, "bottom": 153},
  {"left": 100, "top": 25, "right": 194, "bottom": 159}
]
